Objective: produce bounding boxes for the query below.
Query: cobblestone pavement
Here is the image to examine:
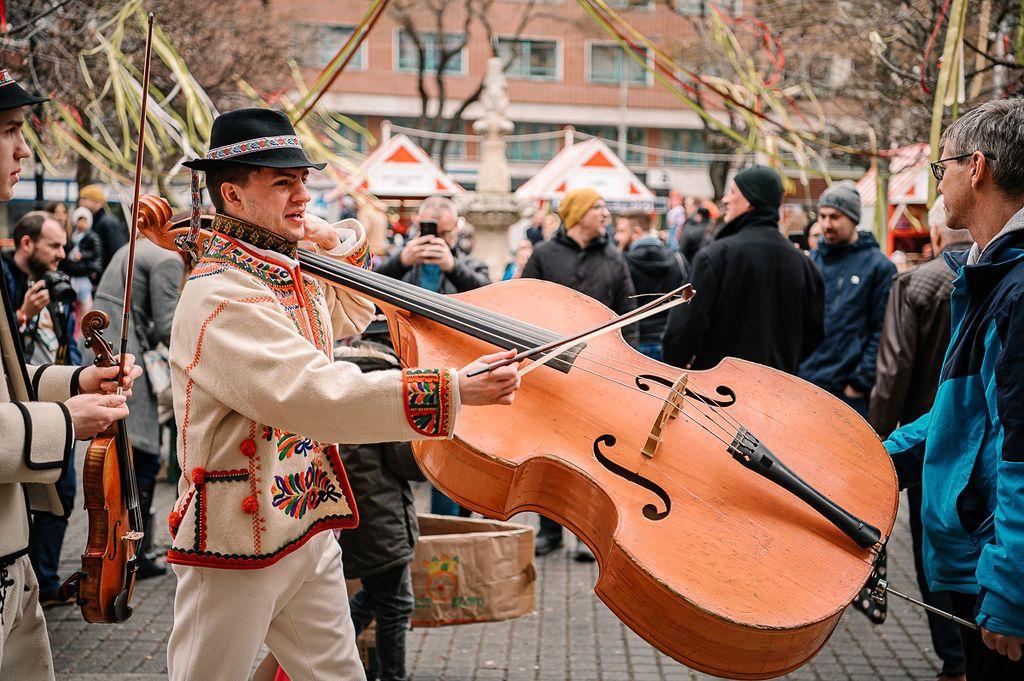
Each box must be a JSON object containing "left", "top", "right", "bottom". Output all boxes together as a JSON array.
[{"left": 48, "top": 472, "right": 947, "bottom": 681}]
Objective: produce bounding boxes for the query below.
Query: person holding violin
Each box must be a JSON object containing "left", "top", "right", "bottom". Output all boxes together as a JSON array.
[
  {"left": 887, "top": 99, "right": 1024, "bottom": 679},
  {"left": 164, "top": 108, "right": 521, "bottom": 681},
  {"left": 0, "top": 67, "right": 142, "bottom": 681}
]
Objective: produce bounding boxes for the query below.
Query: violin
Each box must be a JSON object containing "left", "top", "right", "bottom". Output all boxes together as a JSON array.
[
  {"left": 58, "top": 311, "right": 144, "bottom": 623},
  {"left": 137, "top": 194, "right": 898, "bottom": 679},
  {"left": 57, "top": 13, "right": 156, "bottom": 625}
]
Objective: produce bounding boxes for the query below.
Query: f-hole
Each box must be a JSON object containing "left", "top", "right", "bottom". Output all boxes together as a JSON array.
[{"left": 593, "top": 434, "right": 671, "bottom": 521}]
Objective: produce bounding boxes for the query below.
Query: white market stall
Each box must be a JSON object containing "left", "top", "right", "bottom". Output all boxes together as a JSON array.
[
  {"left": 515, "top": 138, "right": 656, "bottom": 212},
  {"left": 343, "top": 133, "right": 464, "bottom": 200}
]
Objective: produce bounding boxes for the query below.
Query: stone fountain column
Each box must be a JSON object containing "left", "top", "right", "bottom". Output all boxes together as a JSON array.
[{"left": 456, "top": 57, "right": 521, "bottom": 282}]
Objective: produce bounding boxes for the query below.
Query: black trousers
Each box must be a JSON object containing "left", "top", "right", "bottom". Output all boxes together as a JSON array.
[
  {"left": 349, "top": 563, "right": 414, "bottom": 681},
  {"left": 908, "top": 485, "right": 966, "bottom": 676},
  {"left": 949, "top": 591, "right": 1024, "bottom": 681}
]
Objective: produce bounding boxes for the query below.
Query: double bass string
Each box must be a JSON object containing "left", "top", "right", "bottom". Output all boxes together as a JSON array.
[
  {"left": 307, "top": 254, "right": 742, "bottom": 448},
  {"left": 348, "top": 271, "right": 740, "bottom": 449}
]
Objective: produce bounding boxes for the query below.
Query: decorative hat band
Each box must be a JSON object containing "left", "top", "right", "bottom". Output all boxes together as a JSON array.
[
  {"left": 0, "top": 70, "right": 16, "bottom": 88},
  {"left": 184, "top": 134, "right": 303, "bottom": 259},
  {"left": 205, "top": 135, "right": 302, "bottom": 161}
]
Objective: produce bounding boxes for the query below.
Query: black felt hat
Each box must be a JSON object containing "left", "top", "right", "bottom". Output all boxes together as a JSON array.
[
  {"left": 183, "top": 108, "right": 325, "bottom": 172},
  {"left": 0, "top": 68, "right": 48, "bottom": 111}
]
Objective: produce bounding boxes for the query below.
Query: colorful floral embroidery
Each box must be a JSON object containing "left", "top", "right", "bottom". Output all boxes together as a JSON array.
[
  {"left": 277, "top": 431, "right": 314, "bottom": 460},
  {"left": 403, "top": 368, "right": 453, "bottom": 437},
  {"left": 270, "top": 460, "right": 343, "bottom": 519},
  {"left": 346, "top": 240, "right": 371, "bottom": 270},
  {"left": 206, "top": 135, "right": 302, "bottom": 161},
  {"left": 0, "top": 70, "right": 15, "bottom": 88},
  {"left": 262, "top": 425, "right": 274, "bottom": 441}
]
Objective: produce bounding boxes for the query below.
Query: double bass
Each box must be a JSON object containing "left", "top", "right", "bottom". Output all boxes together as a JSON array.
[{"left": 136, "top": 195, "right": 897, "bottom": 679}]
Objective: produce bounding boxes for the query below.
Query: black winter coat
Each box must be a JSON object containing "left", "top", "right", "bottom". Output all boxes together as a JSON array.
[
  {"left": 91, "top": 207, "right": 128, "bottom": 271},
  {"left": 375, "top": 246, "right": 490, "bottom": 294},
  {"left": 335, "top": 342, "right": 426, "bottom": 579},
  {"left": 798, "top": 231, "right": 897, "bottom": 395},
  {"left": 60, "top": 229, "right": 104, "bottom": 283},
  {"left": 662, "top": 206, "right": 825, "bottom": 373},
  {"left": 521, "top": 229, "right": 638, "bottom": 344},
  {"left": 623, "top": 236, "right": 687, "bottom": 346}
]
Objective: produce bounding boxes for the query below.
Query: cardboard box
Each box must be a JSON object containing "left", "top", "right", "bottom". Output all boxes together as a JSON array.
[{"left": 410, "top": 514, "right": 536, "bottom": 627}]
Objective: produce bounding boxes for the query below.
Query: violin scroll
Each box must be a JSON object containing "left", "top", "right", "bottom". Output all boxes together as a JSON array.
[{"left": 81, "top": 310, "right": 116, "bottom": 369}]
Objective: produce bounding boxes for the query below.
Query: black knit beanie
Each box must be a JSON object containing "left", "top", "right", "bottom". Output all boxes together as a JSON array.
[{"left": 733, "top": 165, "right": 784, "bottom": 209}]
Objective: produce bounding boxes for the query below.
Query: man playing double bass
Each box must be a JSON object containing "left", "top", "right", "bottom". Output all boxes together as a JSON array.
[
  {"left": 0, "top": 67, "right": 142, "bottom": 681},
  {"left": 165, "top": 108, "right": 521, "bottom": 681}
]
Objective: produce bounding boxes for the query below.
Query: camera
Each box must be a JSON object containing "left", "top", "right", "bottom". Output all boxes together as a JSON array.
[
  {"left": 43, "top": 270, "right": 77, "bottom": 305},
  {"left": 419, "top": 220, "right": 438, "bottom": 238}
]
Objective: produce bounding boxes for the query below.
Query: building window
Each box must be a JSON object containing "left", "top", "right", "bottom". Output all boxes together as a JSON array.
[
  {"left": 607, "top": 0, "right": 654, "bottom": 8},
  {"left": 294, "top": 24, "right": 365, "bottom": 70},
  {"left": 661, "top": 129, "right": 708, "bottom": 166},
  {"left": 673, "top": 0, "right": 739, "bottom": 15},
  {"left": 389, "top": 117, "right": 465, "bottom": 160},
  {"left": 588, "top": 44, "right": 649, "bottom": 85},
  {"left": 335, "top": 114, "right": 368, "bottom": 154},
  {"left": 396, "top": 30, "right": 466, "bottom": 74},
  {"left": 496, "top": 38, "right": 559, "bottom": 80},
  {"left": 507, "top": 122, "right": 562, "bottom": 162},
  {"left": 576, "top": 125, "right": 646, "bottom": 165}
]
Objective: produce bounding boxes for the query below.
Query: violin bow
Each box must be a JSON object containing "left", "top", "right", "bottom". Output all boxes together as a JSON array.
[
  {"left": 116, "top": 12, "right": 155, "bottom": 387},
  {"left": 466, "top": 284, "right": 695, "bottom": 378}
]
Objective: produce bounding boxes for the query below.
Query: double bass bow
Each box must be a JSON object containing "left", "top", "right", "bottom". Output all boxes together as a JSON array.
[
  {"left": 57, "top": 14, "right": 156, "bottom": 624},
  {"left": 136, "top": 195, "right": 898, "bottom": 679}
]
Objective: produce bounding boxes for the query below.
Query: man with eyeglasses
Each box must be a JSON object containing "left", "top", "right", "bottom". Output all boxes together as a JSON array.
[{"left": 885, "top": 98, "right": 1024, "bottom": 679}]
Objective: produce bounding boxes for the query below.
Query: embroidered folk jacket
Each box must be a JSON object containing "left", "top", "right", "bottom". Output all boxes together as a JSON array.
[
  {"left": 167, "top": 215, "right": 459, "bottom": 569},
  {"left": 1, "top": 267, "right": 78, "bottom": 563}
]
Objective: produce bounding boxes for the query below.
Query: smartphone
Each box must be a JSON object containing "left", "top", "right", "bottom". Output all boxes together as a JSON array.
[{"left": 419, "top": 220, "right": 438, "bottom": 238}]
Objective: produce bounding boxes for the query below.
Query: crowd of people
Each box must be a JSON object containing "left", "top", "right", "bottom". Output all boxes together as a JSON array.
[{"left": 1, "top": 62, "right": 1022, "bottom": 681}]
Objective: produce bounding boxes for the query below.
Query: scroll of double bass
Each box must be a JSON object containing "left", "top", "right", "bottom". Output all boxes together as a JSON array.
[{"left": 57, "top": 13, "right": 155, "bottom": 624}]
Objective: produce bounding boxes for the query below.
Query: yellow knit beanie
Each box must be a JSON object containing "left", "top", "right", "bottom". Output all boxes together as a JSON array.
[
  {"left": 78, "top": 184, "right": 107, "bottom": 204},
  {"left": 558, "top": 187, "right": 602, "bottom": 229}
]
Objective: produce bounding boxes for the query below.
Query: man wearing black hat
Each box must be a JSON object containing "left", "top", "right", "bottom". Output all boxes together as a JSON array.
[
  {"left": 662, "top": 165, "right": 825, "bottom": 373},
  {"left": 165, "top": 108, "right": 521, "bottom": 681},
  {"left": 0, "top": 67, "right": 141, "bottom": 681},
  {"left": 798, "top": 181, "right": 896, "bottom": 419}
]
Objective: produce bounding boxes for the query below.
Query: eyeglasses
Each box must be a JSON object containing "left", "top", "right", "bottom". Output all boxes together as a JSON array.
[{"left": 930, "top": 152, "right": 997, "bottom": 181}]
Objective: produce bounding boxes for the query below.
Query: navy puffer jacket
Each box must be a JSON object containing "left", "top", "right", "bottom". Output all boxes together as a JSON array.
[{"left": 798, "top": 231, "right": 896, "bottom": 395}]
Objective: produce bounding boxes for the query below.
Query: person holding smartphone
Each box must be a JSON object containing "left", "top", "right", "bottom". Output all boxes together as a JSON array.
[{"left": 376, "top": 196, "right": 490, "bottom": 294}]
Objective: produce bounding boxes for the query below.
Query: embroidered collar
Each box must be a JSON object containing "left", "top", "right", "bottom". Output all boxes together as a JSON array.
[{"left": 211, "top": 214, "right": 298, "bottom": 259}]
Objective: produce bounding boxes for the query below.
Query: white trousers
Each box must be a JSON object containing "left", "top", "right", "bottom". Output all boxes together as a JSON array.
[
  {"left": 0, "top": 555, "right": 55, "bottom": 681},
  {"left": 167, "top": 532, "right": 364, "bottom": 681}
]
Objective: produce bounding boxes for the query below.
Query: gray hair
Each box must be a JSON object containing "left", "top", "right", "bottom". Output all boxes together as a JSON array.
[
  {"left": 418, "top": 195, "right": 459, "bottom": 220},
  {"left": 940, "top": 98, "right": 1024, "bottom": 197},
  {"left": 928, "top": 195, "right": 973, "bottom": 244}
]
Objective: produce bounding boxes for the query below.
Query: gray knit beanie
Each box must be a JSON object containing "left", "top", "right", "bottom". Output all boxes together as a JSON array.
[{"left": 817, "top": 181, "right": 861, "bottom": 224}]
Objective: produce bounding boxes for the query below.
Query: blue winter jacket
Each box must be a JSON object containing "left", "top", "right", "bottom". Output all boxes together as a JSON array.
[
  {"left": 799, "top": 232, "right": 896, "bottom": 394},
  {"left": 885, "top": 215, "right": 1024, "bottom": 637}
]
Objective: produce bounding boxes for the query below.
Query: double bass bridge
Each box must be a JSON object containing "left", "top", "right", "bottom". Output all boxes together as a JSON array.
[{"left": 642, "top": 373, "right": 688, "bottom": 459}]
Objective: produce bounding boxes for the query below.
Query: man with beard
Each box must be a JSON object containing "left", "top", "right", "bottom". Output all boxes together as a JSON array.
[
  {"left": 662, "top": 165, "right": 824, "bottom": 373},
  {"left": 798, "top": 182, "right": 897, "bottom": 419},
  {"left": 2, "top": 212, "right": 80, "bottom": 366}
]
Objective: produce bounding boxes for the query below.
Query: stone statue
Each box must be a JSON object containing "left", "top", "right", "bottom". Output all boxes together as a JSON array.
[{"left": 474, "top": 57, "right": 513, "bottom": 137}]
